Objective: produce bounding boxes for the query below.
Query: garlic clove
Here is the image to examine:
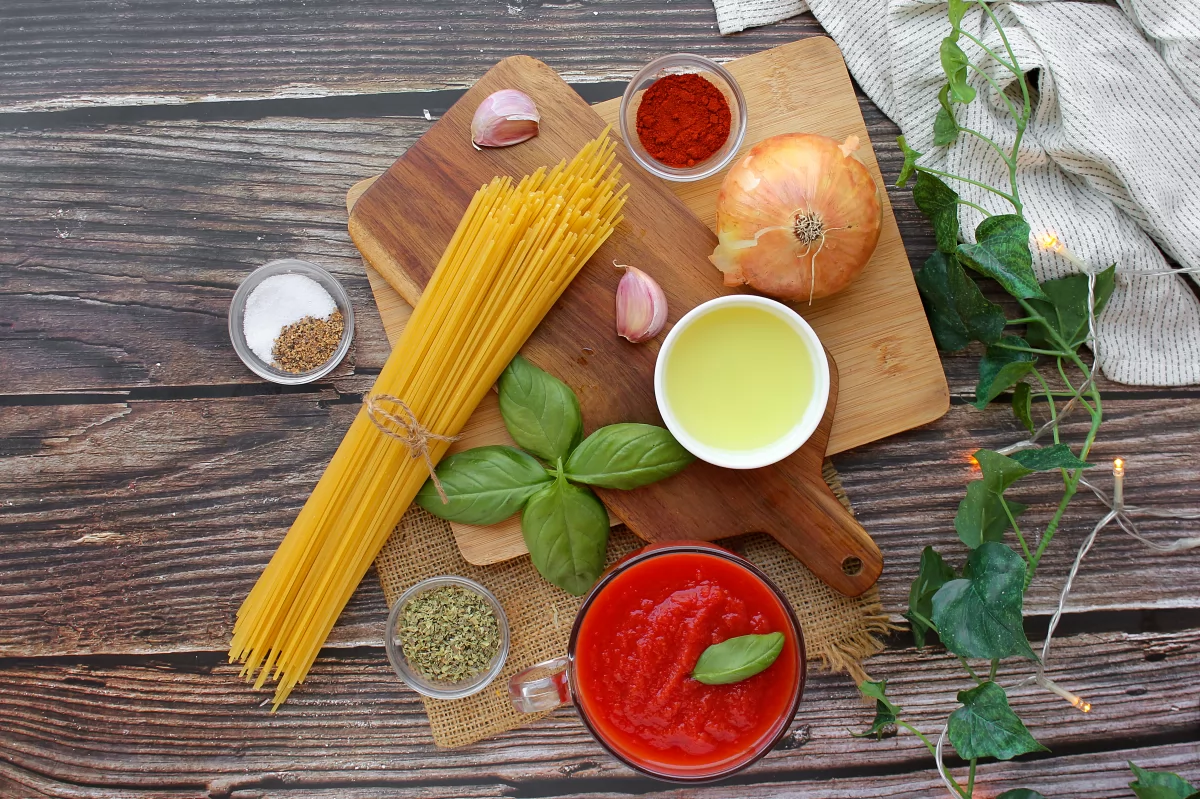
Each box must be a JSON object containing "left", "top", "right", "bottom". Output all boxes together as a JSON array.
[
  {"left": 472, "top": 89, "right": 540, "bottom": 148},
  {"left": 614, "top": 263, "right": 668, "bottom": 343}
]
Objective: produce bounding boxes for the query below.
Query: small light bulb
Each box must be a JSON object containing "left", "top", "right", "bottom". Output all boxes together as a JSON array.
[
  {"left": 1037, "top": 231, "right": 1061, "bottom": 251},
  {"left": 1113, "top": 457, "right": 1125, "bottom": 477}
]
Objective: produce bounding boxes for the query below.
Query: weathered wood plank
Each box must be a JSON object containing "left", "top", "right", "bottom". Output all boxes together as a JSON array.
[
  {"left": 0, "top": 118, "right": 419, "bottom": 393},
  {"left": 2, "top": 387, "right": 1198, "bottom": 657},
  {"left": 0, "top": 628, "right": 1196, "bottom": 796},
  {"left": 0, "top": 1, "right": 825, "bottom": 112},
  {"left": 3, "top": 112, "right": 1190, "bottom": 400}
]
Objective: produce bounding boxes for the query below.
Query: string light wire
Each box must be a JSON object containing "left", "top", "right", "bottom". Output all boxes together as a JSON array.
[{"left": 1002, "top": 234, "right": 1200, "bottom": 713}]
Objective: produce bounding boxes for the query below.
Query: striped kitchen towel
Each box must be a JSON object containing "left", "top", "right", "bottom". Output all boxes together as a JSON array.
[{"left": 712, "top": 0, "right": 1200, "bottom": 385}]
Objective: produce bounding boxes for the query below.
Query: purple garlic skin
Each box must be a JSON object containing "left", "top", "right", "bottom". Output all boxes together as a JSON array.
[
  {"left": 472, "top": 90, "right": 540, "bottom": 148},
  {"left": 615, "top": 264, "right": 668, "bottom": 343}
]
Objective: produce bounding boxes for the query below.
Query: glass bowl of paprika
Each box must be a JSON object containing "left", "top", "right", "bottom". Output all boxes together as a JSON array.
[{"left": 619, "top": 53, "right": 747, "bottom": 182}]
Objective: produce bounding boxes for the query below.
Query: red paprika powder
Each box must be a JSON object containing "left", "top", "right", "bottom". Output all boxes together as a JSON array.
[{"left": 635, "top": 73, "right": 731, "bottom": 168}]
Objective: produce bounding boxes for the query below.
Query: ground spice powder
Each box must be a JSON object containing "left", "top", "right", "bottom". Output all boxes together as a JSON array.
[
  {"left": 635, "top": 73, "right": 731, "bottom": 168},
  {"left": 272, "top": 311, "right": 344, "bottom": 373}
]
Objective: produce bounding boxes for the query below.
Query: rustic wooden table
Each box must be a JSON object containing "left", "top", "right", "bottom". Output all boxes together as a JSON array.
[{"left": 2, "top": 2, "right": 1198, "bottom": 797}]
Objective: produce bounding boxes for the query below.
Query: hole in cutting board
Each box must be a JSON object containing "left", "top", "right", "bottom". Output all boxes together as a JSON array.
[{"left": 841, "top": 556, "right": 863, "bottom": 576}]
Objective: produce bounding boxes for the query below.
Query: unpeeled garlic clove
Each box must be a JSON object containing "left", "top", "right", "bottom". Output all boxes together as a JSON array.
[
  {"left": 614, "top": 263, "right": 668, "bottom": 343},
  {"left": 471, "top": 90, "right": 540, "bottom": 148}
]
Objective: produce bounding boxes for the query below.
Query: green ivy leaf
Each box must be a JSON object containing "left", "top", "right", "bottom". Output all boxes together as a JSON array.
[
  {"left": 940, "top": 37, "right": 977, "bottom": 104},
  {"left": 955, "top": 481, "right": 1029, "bottom": 549},
  {"left": 947, "top": 0, "right": 970, "bottom": 27},
  {"left": 416, "top": 446, "right": 553, "bottom": 525},
  {"left": 975, "top": 448, "right": 1035, "bottom": 492},
  {"left": 521, "top": 474, "right": 609, "bottom": 596},
  {"left": 1012, "top": 382, "right": 1035, "bottom": 434},
  {"left": 906, "top": 546, "right": 955, "bottom": 647},
  {"left": 933, "top": 84, "right": 961, "bottom": 146},
  {"left": 1129, "top": 762, "right": 1200, "bottom": 799},
  {"left": 997, "top": 791, "right": 1049, "bottom": 799},
  {"left": 852, "top": 679, "right": 901, "bottom": 739},
  {"left": 932, "top": 542, "right": 1037, "bottom": 660},
  {"left": 975, "top": 336, "right": 1037, "bottom": 408},
  {"left": 1009, "top": 444, "right": 1094, "bottom": 472},
  {"left": 1025, "top": 264, "right": 1117, "bottom": 351},
  {"left": 949, "top": 681, "right": 1048, "bottom": 761},
  {"left": 498, "top": 354, "right": 583, "bottom": 463},
  {"left": 958, "top": 215, "right": 1047, "bottom": 300},
  {"left": 897, "top": 136, "right": 923, "bottom": 188},
  {"left": 914, "top": 171, "right": 961, "bottom": 254},
  {"left": 916, "top": 252, "right": 1005, "bottom": 352}
]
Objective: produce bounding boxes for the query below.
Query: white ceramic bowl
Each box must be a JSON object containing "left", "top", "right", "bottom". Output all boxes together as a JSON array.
[{"left": 653, "top": 295, "right": 830, "bottom": 470}]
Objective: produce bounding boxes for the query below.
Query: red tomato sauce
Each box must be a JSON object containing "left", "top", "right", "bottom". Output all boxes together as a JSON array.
[{"left": 573, "top": 550, "right": 801, "bottom": 778}]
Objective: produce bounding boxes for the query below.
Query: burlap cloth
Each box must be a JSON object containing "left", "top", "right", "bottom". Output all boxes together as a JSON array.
[{"left": 375, "top": 460, "right": 890, "bottom": 748}]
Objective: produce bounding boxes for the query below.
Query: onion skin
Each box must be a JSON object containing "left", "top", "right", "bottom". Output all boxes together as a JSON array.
[{"left": 709, "top": 133, "right": 882, "bottom": 302}]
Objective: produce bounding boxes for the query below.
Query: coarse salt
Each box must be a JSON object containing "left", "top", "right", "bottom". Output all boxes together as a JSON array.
[{"left": 243, "top": 273, "right": 337, "bottom": 364}]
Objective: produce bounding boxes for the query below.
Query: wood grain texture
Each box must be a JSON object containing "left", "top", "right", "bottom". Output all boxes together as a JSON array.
[
  {"left": 0, "top": 628, "right": 1196, "bottom": 797},
  {"left": 349, "top": 50, "right": 885, "bottom": 596},
  {"left": 0, "top": 1, "right": 825, "bottom": 112},
  {"left": 3, "top": 389, "right": 1198, "bottom": 659}
]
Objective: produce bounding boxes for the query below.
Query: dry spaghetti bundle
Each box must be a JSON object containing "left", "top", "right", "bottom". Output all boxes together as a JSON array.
[{"left": 230, "top": 131, "right": 627, "bottom": 709}]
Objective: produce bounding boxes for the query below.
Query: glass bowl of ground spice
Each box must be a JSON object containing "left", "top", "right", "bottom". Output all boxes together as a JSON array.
[
  {"left": 620, "top": 53, "right": 747, "bottom": 182},
  {"left": 228, "top": 258, "right": 354, "bottom": 385},
  {"left": 385, "top": 576, "right": 510, "bottom": 700}
]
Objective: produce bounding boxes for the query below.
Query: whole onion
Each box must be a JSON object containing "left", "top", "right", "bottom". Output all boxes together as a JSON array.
[{"left": 709, "top": 133, "right": 882, "bottom": 303}]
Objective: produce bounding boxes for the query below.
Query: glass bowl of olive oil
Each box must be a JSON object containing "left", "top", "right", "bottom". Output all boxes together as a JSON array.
[
  {"left": 385, "top": 576, "right": 510, "bottom": 700},
  {"left": 653, "top": 295, "right": 830, "bottom": 470}
]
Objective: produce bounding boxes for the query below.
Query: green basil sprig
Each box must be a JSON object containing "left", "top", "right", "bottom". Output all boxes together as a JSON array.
[
  {"left": 415, "top": 446, "right": 551, "bottom": 526},
  {"left": 564, "top": 423, "right": 694, "bottom": 490},
  {"left": 498, "top": 354, "right": 582, "bottom": 462},
  {"left": 692, "top": 632, "right": 785, "bottom": 685},
  {"left": 521, "top": 469, "right": 609, "bottom": 597},
  {"left": 417, "top": 356, "right": 694, "bottom": 595}
]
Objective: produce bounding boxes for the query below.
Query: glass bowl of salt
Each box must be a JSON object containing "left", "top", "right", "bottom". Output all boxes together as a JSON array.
[{"left": 228, "top": 258, "right": 355, "bottom": 385}]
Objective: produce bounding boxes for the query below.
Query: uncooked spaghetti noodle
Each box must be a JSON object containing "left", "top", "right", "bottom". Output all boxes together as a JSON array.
[{"left": 230, "top": 131, "right": 627, "bottom": 709}]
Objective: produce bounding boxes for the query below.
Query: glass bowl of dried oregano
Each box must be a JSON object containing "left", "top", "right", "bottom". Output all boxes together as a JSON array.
[
  {"left": 385, "top": 576, "right": 511, "bottom": 700},
  {"left": 229, "top": 258, "right": 354, "bottom": 385}
]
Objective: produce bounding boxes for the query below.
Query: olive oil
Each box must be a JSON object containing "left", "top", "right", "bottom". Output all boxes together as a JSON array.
[{"left": 664, "top": 304, "right": 815, "bottom": 451}]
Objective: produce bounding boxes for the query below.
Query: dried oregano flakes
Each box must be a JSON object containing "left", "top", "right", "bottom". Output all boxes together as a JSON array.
[{"left": 397, "top": 585, "right": 501, "bottom": 683}]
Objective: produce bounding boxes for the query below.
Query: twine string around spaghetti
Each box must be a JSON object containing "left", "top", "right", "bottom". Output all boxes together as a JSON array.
[{"left": 363, "top": 394, "right": 460, "bottom": 503}]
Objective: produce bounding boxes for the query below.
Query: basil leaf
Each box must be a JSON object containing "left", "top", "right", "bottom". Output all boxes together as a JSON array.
[
  {"left": 914, "top": 171, "right": 961, "bottom": 254},
  {"left": 940, "top": 37, "right": 977, "bottom": 104},
  {"left": 906, "top": 546, "right": 956, "bottom": 647},
  {"left": 916, "top": 251, "right": 1005, "bottom": 352},
  {"left": 932, "top": 542, "right": 1037, "bottom": 660},
  {"left": 1129, "top": 762, "right": 1200, "bottom": 799},
  {"left": 897, "top": 135, "right": 923, "bottom": 188},
  {"left": 1009, "top": 444, "right": 1093, "bottom": 472},
  {"left": 955, "top": 481, "right": 1028, "bottom": 549},
  {"left": 957, "top": 215, "right": 1046, "bottom": 300},
  {"left": 997, "top": 791, "right": 1048, "bottom": 799},
  {"left": 1025, "top": 264, "right": 1117, "bottom": 351},
  {"left": 948, "top": 681, "right": 1048, "bottom": 761},
  {"left": 415, "top": 445, "right": 552, "bottom": 525},
  {"left": 975, "top": 335, "right": 1037, "bottom": 408},
  {"left": 564, "top": 423, "right": 694, "bottom": 490},
  {"left": 692, "top": 632, "right": 785, "bottom": 685},
  {"left": 498, "top": 355, "right": 582, "bottom": 463},
  {"left": 521, "top": 475, "right": 609, "bottom": 596},
  {"left": 852, "top": 679, "right": 901, "bottom": 739},
  {"left": 933, "top": 84, "right": 961, "bottom": 147},
  {"left": 1012, "top": 382, "right": 1035, "bottom": 434}
]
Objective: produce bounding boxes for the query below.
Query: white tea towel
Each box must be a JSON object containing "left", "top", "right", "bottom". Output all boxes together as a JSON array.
[{"left": 712, "top": 0, "right": 1200, "bottom": 385}]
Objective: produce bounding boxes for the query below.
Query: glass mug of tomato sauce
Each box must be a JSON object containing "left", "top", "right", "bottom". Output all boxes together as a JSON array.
[{"left": 508, "top": 541, "right": 806, "bottom": 783}]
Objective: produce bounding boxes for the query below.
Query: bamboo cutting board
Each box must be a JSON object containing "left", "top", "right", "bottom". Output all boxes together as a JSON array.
[{"left": 348, "top": 38, "right": 945, "bottom": 596}]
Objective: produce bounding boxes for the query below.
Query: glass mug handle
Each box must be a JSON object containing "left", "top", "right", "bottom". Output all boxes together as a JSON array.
[{"left": 508, "top": 656, "right": 572, "bottom": 713}]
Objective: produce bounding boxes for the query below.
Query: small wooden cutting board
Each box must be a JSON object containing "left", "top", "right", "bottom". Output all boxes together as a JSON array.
[{"left": 347, "top": 39, "right": 946, "bottom": 596}]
